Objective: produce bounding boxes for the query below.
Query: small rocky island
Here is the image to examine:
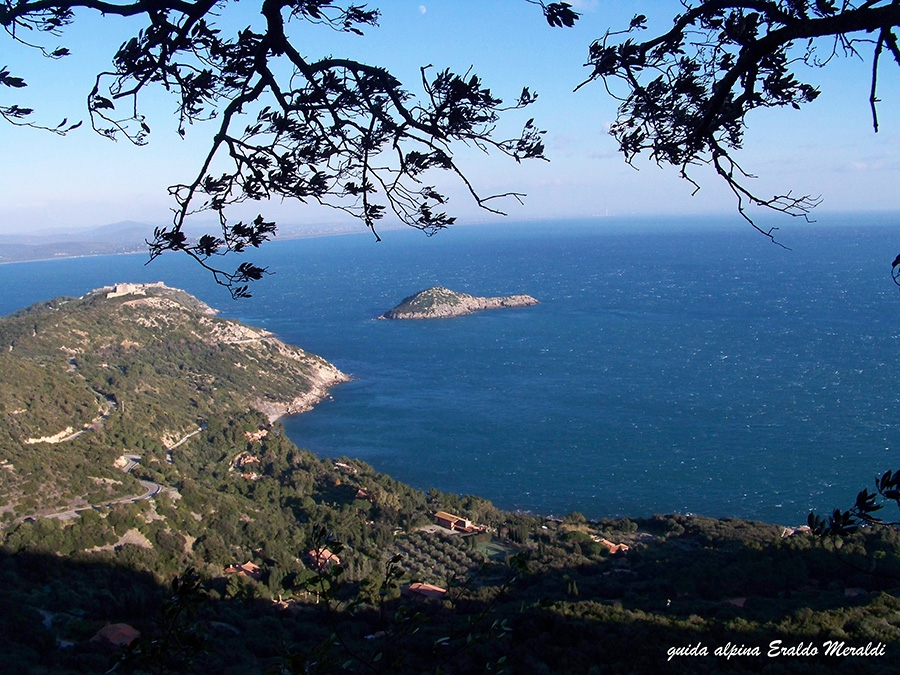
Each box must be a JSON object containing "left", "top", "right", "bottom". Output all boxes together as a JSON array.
[{"left": 380, "top": 286, "right": 539, "bottom": 320}]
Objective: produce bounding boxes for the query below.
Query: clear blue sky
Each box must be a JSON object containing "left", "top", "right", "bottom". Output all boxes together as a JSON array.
[{"left": 1, "top": 0, "right": 899, "bottom": 235}]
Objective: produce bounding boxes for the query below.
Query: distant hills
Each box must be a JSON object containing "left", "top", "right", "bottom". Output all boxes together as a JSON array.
[
  {"left": 0, "top": 219, "right": 387, "bottom": 264},
  {"left": 0, "top": 221, "right": 151, "bottom": 263}
]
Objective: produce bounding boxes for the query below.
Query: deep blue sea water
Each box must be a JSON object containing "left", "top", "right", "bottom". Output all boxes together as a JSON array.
[{"left": 2, "top": 215, "right": 899, "bottom": 524}]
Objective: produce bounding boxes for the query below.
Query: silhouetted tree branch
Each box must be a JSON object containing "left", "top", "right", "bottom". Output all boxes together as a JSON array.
[
  {"left": 2, "top": 0, "right": 564, "bottom": 297},
  {"left": 809, "top": 469, "right": 900, "bottom": 537},
  {"left": 8, "top": 1, "right": 900, "bottom": 293},
  {"left": 577, "top": 1, "right": 900, "bottom": 240}
]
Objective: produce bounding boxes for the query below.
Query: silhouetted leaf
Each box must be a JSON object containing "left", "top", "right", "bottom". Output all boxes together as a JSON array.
[
  {"left": 91, "top": 96, "right": 115, "bottom": 110},
  {"left": 543, "top": 2, "right": 579, "bottom": 28}
]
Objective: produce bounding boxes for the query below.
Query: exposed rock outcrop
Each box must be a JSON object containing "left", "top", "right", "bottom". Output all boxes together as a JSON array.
[{"left": 381, "top": 286, "right": 538, "bottom": 320}]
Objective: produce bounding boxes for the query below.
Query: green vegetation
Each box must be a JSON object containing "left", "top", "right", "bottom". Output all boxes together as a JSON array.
[
  {"left": 1, "top": 286, "right": 900, "bottom": 673},
  {"left": 387, "top": 287, "right": 468, "bottom": 315},
  {"left": 0, "top": 283, "right": 345, "bottom": 517},
  {"left": 382, "top": 287, "right": 538, "bottom": 319}
]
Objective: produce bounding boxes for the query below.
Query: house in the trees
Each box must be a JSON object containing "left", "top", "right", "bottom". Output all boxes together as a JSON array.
[
  {"left": 225, "top": 560, "right": 262, "bottom": 580},
  {"left": 309, "top": 548, "right": 341, "bottom": 571},
  {"left": 597, "top": 538, "right": 630, "bottom": 554},
  {"left": 403, "top": 582, "right": 447, "bottom": 602},
  {"left": 434, "top": 511, "right": 480, "bottom": 532},
  {"left": 90, "top": 623, "right": 141, "bottom": 648},
  {"left": 334, "top": 461, "right": 358, "bottom": 475},
  {"left": 244, "top": 428, "right": 268, "bottom": 442}
]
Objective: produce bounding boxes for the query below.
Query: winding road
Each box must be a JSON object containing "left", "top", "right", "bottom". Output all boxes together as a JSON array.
[
  {"left": 17, "top": 425, "right": 200, "bottom": 523},
  {"left": 26, "top": 454, "right": 176, "bottom": 522},
  {"left": 13, "top": 357, "right": 200, "bottom": 523}
]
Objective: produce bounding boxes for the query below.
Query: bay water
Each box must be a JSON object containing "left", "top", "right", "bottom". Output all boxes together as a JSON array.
[{"left": 2, "top": 215, "right": 898, "bottom": 524}]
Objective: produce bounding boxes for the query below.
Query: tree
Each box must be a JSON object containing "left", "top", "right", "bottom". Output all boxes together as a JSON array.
[
  {"left": 4, "top": 0, "right": 900, "bottom": 288},
  {"left": 2, "top": 0, "right": 572, "bottom": 296},
  {"left": 576, "top": 1, "right": 900, "bottom": 244}
]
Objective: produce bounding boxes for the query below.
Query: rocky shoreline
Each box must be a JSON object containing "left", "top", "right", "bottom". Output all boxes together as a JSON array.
[
  {"left": 240, "top": 336, "right": 350, "bottom": 421},
  {"left": 102, "top": 283, "right": 352, "bottom": 422},
  {"left": 253, "top": 360, "right": 350, "bottom": 422}
]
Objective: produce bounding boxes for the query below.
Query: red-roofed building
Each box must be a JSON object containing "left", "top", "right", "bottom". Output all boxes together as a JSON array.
[
  {"left": 597, "top": 538, "right": 630, "bottom": 554},
  {"left": 90, "top": 623, "right": 141, "bottom": 648},
  {"left": 308, "top": 548, "right": 341, "bottom": 571},
  {"left": 435, "top": 511, "right": 483, "bottom": 533},
  {"left": 403, "top": 583, "right": 447, "bottom": 601},
  {"left": 225, "top": 560, "right": 262, "bottom": 580}
]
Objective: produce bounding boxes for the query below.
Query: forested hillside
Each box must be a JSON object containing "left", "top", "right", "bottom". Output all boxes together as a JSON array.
[
  {"left": 1, "top": 286, "right": 899, "bottom": 673},
  {"left": 0, "top": 283, "right": 347, "bottom": 519}
]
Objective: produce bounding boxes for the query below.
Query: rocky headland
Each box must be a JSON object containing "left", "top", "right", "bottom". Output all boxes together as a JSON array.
[
  {"left": 381, "top": 286, "right": 539, "bottom": 320},
  {"left": 0, "top": 283, "right": 349, "bottom": 447}
]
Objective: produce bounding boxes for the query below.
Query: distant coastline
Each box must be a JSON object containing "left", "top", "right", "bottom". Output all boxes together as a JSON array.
[
  {"left": 0, "top": 220, "right": 405, "bottom": 266},
  {"left": 6, "top": 211, "right": 900, "bottom": 267}
]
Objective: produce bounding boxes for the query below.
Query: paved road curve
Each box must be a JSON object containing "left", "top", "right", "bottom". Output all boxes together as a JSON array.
[{"left": 22, "top": 454, "right": 178, "bottom": 522}]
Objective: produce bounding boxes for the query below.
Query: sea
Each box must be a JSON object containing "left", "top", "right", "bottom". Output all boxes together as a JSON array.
[{"left": 2, "top": 214, "right": 899, "bottom": 525}]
